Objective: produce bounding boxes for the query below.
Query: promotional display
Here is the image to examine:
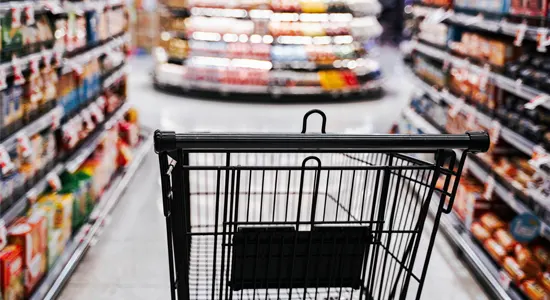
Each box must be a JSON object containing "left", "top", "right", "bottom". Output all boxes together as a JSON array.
[
  {"left": 402, "top": 1, "right": 550, "bottom": 299},
  {"left": 153, "top": 0, "right": 385, "bottom": 97},
  {"left": 0, "top": 2, "right": 151, "bottom": 299}
]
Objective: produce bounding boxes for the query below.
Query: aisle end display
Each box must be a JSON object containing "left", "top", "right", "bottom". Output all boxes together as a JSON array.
[
  {"left": 404, "top": 1, "right": 550, "bottom": 299},
  {"left": 152, "top": 0, "right": 385, "bottom": 97},
  {"left": 0, "top": 2, "right": 151, "bottom": 299}
]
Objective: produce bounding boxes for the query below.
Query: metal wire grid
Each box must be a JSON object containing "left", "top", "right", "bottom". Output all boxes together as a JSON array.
[{"left": 172, "top": 151, "right": 454, "bottom": 300}]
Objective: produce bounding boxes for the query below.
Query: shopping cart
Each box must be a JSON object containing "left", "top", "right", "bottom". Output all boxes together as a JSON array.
[{"left": 154, "top": 109, "right": 489, "bottom": 300}]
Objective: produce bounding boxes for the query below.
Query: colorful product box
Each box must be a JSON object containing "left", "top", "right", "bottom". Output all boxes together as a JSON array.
[
  {"left": 0, "top": 245, "right": 24, "bottom": 300},
  {"left": 8, "top": 213, "right": 48, "bottom": 296}
]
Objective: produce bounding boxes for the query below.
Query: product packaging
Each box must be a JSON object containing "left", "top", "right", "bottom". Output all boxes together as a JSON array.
[
  {"left": 0, "top": 245, "right": 24, "bottom": 300},
  {"left": 8, "top": 213, "right": 48, "bottom": 296}
]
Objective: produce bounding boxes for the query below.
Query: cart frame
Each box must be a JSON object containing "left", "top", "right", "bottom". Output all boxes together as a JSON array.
[{"left": 155, "top": 109, "right": 489, "bottom": 300}]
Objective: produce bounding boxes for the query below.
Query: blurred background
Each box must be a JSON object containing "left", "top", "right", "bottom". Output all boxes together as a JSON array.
[{"left": 0, "top": 0, "right": 548, "bottom": 299}]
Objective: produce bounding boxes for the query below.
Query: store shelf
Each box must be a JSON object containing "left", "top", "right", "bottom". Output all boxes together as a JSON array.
[
  {"left": 413, "top": 72, "right": 547, "bottom": 159},
  {"left": 63, "top": 33, "right": 130, "bottom": 73},
  {"left": 404, "top": 115, "right": 526, "bottom": 300},
  {"left": 30, "top": 128, "right": 153, "bottom": 300},
  {"left": 0, "top": 102, "right": 130, "bottom": 227},
  {"left": 189, "top": 7, "right": 357, "bottom": 21},
  {"left": 0, "top": 106, "right": 62, "bottom": 151},
  {"left": 412, "top": 5, "right": 542, "bottom": 41},
  {"left": 103, "top": 64, "right": 129, "bottom": 89},
  {"left": 403, "top": 106, "right": 550, "bottom": 240},
  {"left": 430, "top": 197, "right": 523, "bottom": 300},
  {"left": 411, "top": 40, "right": 550, "bottom": 110}
]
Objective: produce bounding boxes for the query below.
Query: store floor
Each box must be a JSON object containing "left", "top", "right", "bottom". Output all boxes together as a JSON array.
[{"left": 59, "top": 48, "right": 488, "bottom": 300}]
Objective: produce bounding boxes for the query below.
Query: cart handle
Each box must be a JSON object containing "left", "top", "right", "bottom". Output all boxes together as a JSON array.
[
  {"left": 301, "top": 109, "right": 327, "bottom": 134},
  {"left": 154, "top": 131, "right": 490, "bottom": 153}
]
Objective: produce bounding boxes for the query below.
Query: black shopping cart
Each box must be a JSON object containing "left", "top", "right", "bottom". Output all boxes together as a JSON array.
[{"left": 154, "top": 109, "right": 489, "bottom": 300}]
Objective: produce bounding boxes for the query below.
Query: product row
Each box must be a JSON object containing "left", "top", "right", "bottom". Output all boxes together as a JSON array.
[
  {"left": 453, "top": 173, "right": 549, "bottom": 300},
  {"left": 182, "top": 63, "right": 381, "bottom": 89},
  {"left": 1, "top": 46, "right": 127, "bottom": 141},
  {"left": 1, "top": 4, "right": 127, "bottom": 60},
  {"left": 161, "top": 0, "right": 379, "bottom": 14},
  {"left": 0, "top": 109, "right": 140, "bottom": 299},
  {"left": 413, "top": 54, "right": 550, "bottom": 149},
  {"left": 419, "top": 0, "right": 550, "bottom": 17},
  {"left": 0, "top": 79, "right": 127, "bottom": 212},
  {"left": 180, "top": 16, "right": 382, "bottom": 39},
  {"left": 165, "top": 38, "right": 367, "bottom": 63},
  {"left": 410, "top": 93, "right": 549, "bottom": 224}
]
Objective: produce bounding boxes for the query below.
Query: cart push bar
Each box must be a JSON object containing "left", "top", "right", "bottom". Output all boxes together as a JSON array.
[
  {"left": 154, "top": 110, "right": 489, "bottom": 153},
  {"left": 155, "top": 109, "right": 490, "bottom": 300}
]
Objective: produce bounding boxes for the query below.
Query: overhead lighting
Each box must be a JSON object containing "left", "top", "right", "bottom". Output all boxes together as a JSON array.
[
  {"left": 239, "top": 34, "right": 249, "bottom": 43},
  {"left": 223, "top": 33, "right": 239, "bottom": 42},
  {"left": 193, "top": 32, "right": 222, "bottom": 42},
  {"left": 333, "top": 35, "right": 354, "bottom": 44},
  {"left": 262, "top": 35, "right": 274, "bottom": 44},
  {"left": 250, "top": 34, "right": 262, "bottom": 43}
]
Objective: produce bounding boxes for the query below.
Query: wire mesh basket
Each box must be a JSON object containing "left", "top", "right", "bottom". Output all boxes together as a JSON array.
[{"left": 155, "top": 109, "right": 489, "bottom": 300}]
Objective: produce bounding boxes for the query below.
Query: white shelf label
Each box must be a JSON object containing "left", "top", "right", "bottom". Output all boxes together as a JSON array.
[
  {"left": 489, "top": 120, "right": 501, "bottom": 144},
  {"left": 449, "top": 97, "right": 465, "bottom": 118},
  {"left": 514, "top": 22, "right": 528, "bottom": 47},
  {"left": 498, "top": 270, "right": 511, "bottom": 290},
  {"left": 525, "top": 94, "right": 550, "bottom": 110},
  {"left": 483, "top": 175, "right": 496, "bottom": 200},
  {"left": 24, "top": 5, "right": 34, "bottom": 25},
  {"left": 537, "top": 27, "right": 550, "bottom": 52},
  {"left": 0, "top": 145, "right": 14, "bottom": 174}
]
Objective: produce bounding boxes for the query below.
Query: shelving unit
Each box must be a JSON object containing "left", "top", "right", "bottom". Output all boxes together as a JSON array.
[
  {"left": 404, "top": 4, "right": 550, "bottom": 298},
  {"left": 30, "top": 130, "right": 152, "bottom": 300},
  {"left": 153, "top": 0, "right": 385, "bottom": 97},
  {"left": 0, "top": 2, "right": 147, "bottom": 299}
]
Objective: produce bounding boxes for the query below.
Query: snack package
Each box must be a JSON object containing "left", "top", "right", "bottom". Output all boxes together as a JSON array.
[
  {"left": 471, "top": 222, "right": 491, "bottom": 241},
  {"left": 534, "top": 246, "right": 550, "bottom": 267},
  {"left": 494, "top": 229, "right": 517, "bottom": 252},
  {"left": 1, "top": 10, "right": 24, "bottom": 59},
  {"left": 484, "top": 238, "right": 507, "bottom": 262},
  {"left": 503, "top": 256, "right": 527, "bottom": 283},
  {"left": 8, "top": 214, "right": 48, "bottom": 296},
  {"left": 539, "top": 272, "right": 550, "bottom": 292},
  {"left": 0, "top": 245, "right": 24, "bottom": 300},
  {"left": 480, "top": 213, "right": 506, "bottom": 232},
  {"left": 521, "top": 280, "right": 547, "bottom": 300}
]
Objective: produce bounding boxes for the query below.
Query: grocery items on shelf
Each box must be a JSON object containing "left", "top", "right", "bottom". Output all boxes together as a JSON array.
[
  {"left": 0, "top": 2, "right": 150, "bottom": 299},
  {"left": 154, "top": 0, "right": 384, "bottom": 96},
  {"left": 405, "top": 2, "right": 550, "bottom": 299}
]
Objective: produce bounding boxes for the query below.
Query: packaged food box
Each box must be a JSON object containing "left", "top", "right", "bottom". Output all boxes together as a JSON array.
[
  {"left": 0, "top": 245, "right": 24, "bottom": 300},
  {"left": 8, "top": 213, "right": 48, "bottom": 296},
  {"left": 1, "top": 11, "right": 24, "bottom": 59},
  {"left": 521, "top": 279, "right": 547, "bottom": 300}
]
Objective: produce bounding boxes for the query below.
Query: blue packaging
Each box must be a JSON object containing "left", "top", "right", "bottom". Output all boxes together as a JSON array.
[{"left": 86, "top": 11, "right": 99, "bottom": 44}]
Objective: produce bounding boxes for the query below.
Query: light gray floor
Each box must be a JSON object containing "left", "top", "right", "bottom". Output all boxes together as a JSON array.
[{"left": 59, "top": 49, "right": 488, "bottom": 299}]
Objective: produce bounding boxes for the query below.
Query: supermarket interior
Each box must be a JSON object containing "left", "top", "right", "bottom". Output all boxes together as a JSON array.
[{"left": 0, "top": 0, "right": 549, "bottom": 299}]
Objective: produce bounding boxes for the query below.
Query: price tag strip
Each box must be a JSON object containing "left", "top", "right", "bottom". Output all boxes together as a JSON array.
[
  {"left": 537, "top": 27, "right": 550, "bottom": 52},
  {"left": 525, "top": 94, "right": 550, "bottom": 110},
  {"left": 514, "top": 22, "right": 528, "bottom": 47}
]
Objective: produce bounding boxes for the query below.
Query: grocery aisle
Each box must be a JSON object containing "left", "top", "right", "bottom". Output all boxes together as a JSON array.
[{"left": 59, "top": 48, "right": 488, "bottom": 299}]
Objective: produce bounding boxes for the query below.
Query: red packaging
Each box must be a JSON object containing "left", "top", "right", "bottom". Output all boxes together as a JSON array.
[
  {"left": 341, "top": 71, "right": 359, "bottom": 88},
  {"left": 0, "top": 245, "right": 24, "bottom": 300},
  {"left": 8, "top": 213, "right": 48, "bottom": 296}
]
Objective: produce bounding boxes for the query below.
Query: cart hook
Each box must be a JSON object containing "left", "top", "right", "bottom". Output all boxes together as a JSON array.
[{"left": 301, "top": 109, "right": 327, "bottom": 133}]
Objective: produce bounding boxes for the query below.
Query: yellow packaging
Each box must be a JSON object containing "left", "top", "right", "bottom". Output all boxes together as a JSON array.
[
  {"left": 328, "top": 71, "right": 346, "bottom": 90},
  {"left": 300, "top": 0, "right": 327, "bottom": 13},
  {"left": 33, "top": 198, "right": 60, "bottom": 267},
  {"left": 58, "top": 194, "right": 74, "bottom": 244},
  {"left": 318, "top": 71, "right": 331, "bottom": 90}
]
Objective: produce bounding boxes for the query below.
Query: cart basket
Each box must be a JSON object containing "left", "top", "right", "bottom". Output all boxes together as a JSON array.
[{"left": 155, "top": 109, "right": 489, "bottom": 300}]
